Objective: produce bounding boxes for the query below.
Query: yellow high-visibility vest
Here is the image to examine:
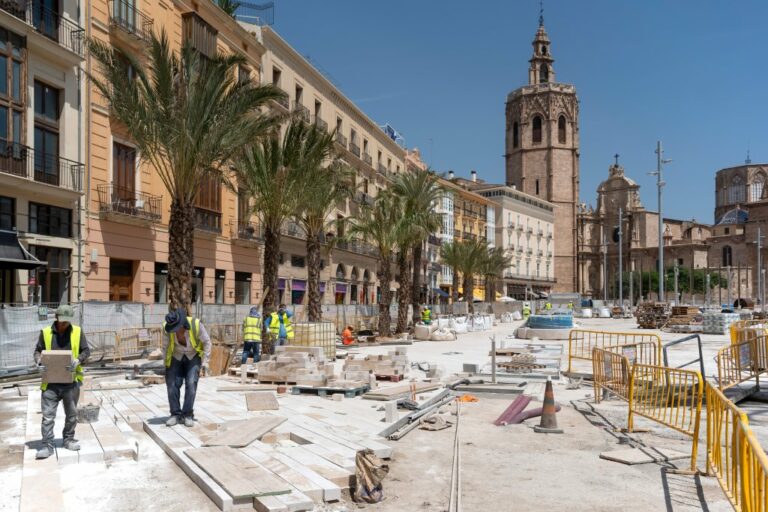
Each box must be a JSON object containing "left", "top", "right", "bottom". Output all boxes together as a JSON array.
[
  {"left": 163, "top": 317, "right": 202, "bottom": 367},
  {"left": 243, "top": 315, "right": 262, "bottom": 342},
  {"left": 422, "top": 309, "right": 432, "bottom": 322},
  {"left": 41, "top": 326, "right": 82, "bottom": 390},
  {"left": 269, "top": 312, "right": 294, "bottom": 340}
]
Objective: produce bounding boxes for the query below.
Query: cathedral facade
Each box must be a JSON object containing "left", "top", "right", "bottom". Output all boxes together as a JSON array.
[{"left": 505, "top": 20, "right": 579, "bottom": 292}]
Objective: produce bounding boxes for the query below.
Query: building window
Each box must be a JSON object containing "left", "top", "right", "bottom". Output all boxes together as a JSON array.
[
  {"left": 512, "top": 121, "right": 519, "bottom": 148},
  {"left": 182, "top": 12, "right": 217, "bottom": 58},
  {"left": 722, "top": 245, "right": 733, "bottom": 267},
  {"left": 0, "top": 195, "right": 14, "bottom": 230},
  {"left": 535, "top": 179, "right": 540, "bottom": 196},
  {"left": 532, "top": 115, "right": 542, "bottom": 144},
  {"left": 558, "top": 115, "right": 566, "bottom": 144},
  {"left": 194, "top": 175, "right": 222, "bottom": 232},
  {"left": 29, "top": 203, "right": 71, "bottom": 237},
  {"left": 237, "top": 64, "right": 250, "bottom": 84},
  {"left": 113, "top": 141, "right": 136, "bottom": 199},
  {"left": 34, "top": 81, "right": 60, "bottom": 185},
  {"left": 0, "top": 28, "right": 25, "bottom": 146},
  {"left": 729, "top": 176, "right": 745, "bottom": 204},
  {"left": 751, "top": 174, "right": 766, "bottom": 202},
  {"left": 29, "top": 245, "right": 71, "bottom": 303},
  {"left": 215, "top": 269, "right": 225, "bottom": 304},
  {"left": 539, "top": 63, "right": 549, "bottom": 83},
  {"left": 291, "top": 255, "right": 305, "bottom": 268},
  {"left": 235, "top": 271, "right": 251, "bottom": 304},
  {"left": 154, "top": 262, "right": 168, "bottom": 303}
]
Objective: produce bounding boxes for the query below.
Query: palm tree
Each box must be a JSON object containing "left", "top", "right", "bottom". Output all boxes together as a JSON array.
[
  {"left": 439, "top": 242, "right": 462, "bottom": 305},
  {"left": 88, "top": 31, "right": 282, "bottom": 311},
  {"left": 347, "top": 192, "right": 403, "bottom": 337},
  {"left": 293, "top": 128, "right": 355, "bottom": 321},
  {"left": 389, "top": 171, "right": 443, "bottom": 325},
  {"left": 480, "top": 247, "right": 512, "bottom": 302},
  {"left": 234, "top": 120, "right": 324, "bottom": 315},
  {"left": 216, "top": 0, "right": 241, "bottom": 17},
  {"left": 454, "top": 239, "right": 489, "bottom": 314}
]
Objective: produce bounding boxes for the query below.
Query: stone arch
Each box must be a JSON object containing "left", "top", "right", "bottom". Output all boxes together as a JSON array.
[
  {"left": 532, "top": 115, "right": 543, "bottom": 144},
  {"left": 335, "top": 263, "right": 346, "bottom": 280},
  {"left": 350, "top": 266, "right": 359, "bottom": 282},
  {"left": 750, "top": 172, "right": 766, "bottom": 202},
  {"left": 557, "top": 114, "right": 567, "bottom": 144}
]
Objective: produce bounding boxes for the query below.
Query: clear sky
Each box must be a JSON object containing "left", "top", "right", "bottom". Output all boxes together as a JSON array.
[{"left": 265, "top": 0, "right": 768, "bottom": 223}]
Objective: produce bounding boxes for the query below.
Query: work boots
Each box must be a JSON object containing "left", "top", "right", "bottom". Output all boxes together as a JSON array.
[
  {"left": 63, "top": 440, "right": 80, "bottom": 451},
  {"left": 35, "top": 446, "right": 53, "bottom": 459}
]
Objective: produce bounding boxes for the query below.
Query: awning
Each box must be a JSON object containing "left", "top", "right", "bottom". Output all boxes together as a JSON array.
[
  {"left": 0, "top": 230, "right": 46, "bottom": 270},
  {"left": 278, "top": 278, "right": 286, "bottom": 290},
  {"left": 319, "top": 282, "right": 326, "bottom": 294},
  {"left": 292, "top": 280, "right": 306, "bottom": 291},
  {"left": 432, "top": 287, "right": 449, "bottom": 298},
  {"left": 335, "top": 283, "right": 347, "bottom": 294}
]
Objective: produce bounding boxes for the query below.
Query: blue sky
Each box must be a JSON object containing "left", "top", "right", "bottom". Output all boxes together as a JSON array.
[{"left": 266, "top": 1, "right": 768, "bottom": 223}]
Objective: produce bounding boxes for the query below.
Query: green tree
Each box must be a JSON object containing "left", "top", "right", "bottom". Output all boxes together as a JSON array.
[
  {"left": 293, "top": 127, "right": 354, "bottom": 321},
  {"left": 235, "top": 120, "right": 324, "bottom": 314},
  {"left": 480, "top": 247, "right": 512, "bottom": 302},
  {"left": 88, "top": 31, "right": 281, "bottom": 311},
  {"left": 347, "top": 192, "right": 404, "bottom": 337},
  {"left": 439, "top": 242, "right": 462, "bottom": 304},
  {"left": 216, "top": 0, "right": 241, "bottom": 16},
  {"left": 448, "top": 240, "right": 489, "bottom": 314}
]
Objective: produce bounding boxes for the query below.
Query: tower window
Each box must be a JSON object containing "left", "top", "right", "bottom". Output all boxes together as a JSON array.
[
  {"left": 722, "top": 245, "right": 733, "bottom": 267},
  {"left": 535, "top": 179, "right": 540, "bottom": 196},
  {"left": 558, "top": 115, "right": 566, "bottom": 144},
  {"left": 532, "top": 116, "right": 542, "bottom": 144},
  {"left": 539, "top": 63, "right": 549, "bottom": 83},
  {"left": 512, "top": 121, "right": 519, "bottom": 148},
  {"left": 541, "top": 45, "right": 547, "bottom": 56}
]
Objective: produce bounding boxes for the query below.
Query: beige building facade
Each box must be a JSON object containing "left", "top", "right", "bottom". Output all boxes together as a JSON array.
[{"left": 0, "top": 0, "right": 85, "bottom": 304}]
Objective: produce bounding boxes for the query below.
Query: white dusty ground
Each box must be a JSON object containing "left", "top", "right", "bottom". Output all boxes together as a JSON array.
[{"left": 0, "top": 316, "right": 746, "bottom": 511}]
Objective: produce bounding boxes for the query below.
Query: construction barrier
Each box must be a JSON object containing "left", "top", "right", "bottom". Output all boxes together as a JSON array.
[
  {"left": 717, "top": 336, "right": 765, "bottom": 391},
  {"left": 84, "top": 330, "right": 120, "bottom": 362},
  {"left": 207, "top": 323, "right": 241, "bottom": 345},
  {"left": 705, "top": 382, "right": 768, "bottom": 511},
  {"left": 591, "top": 347, "right": 631, "bottom": 403},
  {"left": 568, "top": 329, "right": 662, "bottom": 374},
  {"left": 116, "top": 327, "right": 164, "bottom": 362},
  {"left": 628, "top": 364, "right": 703, "bottom": 471},
  {"left": 731, "top": 320, "right": 768, "bottom": 345}
]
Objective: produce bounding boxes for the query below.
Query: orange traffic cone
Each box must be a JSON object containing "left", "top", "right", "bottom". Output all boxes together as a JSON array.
[{"left": 533, "top": 377, "right": 563, "bottom": 434}]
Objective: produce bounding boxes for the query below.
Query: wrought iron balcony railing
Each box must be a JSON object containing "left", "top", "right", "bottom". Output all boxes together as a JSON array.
[
  {"left": 335, "top": 132, "right": 347, "bottom": 148},
  {"left": 349, "top": 141, "right": 360, "bottom": 158},
  {"left": 271, "top": 86, "right": 289, "bottom": 109},
  {"left": 293, "top": 102, "right": 310, "bottom": 122},
  {"left": 281, "top": 220, "right": 306, "bottom": 240},
  {"left": 0, "top": 140, "right": 82, "bottom": 192},
  {"left": 108, "top": 0, "right": 153, "bottom": 42},
  {"left": 97, "top": 184, "right": 161, "bottom": 221},
  {"left": 195, "top": 207, "right": 222, "bottom": 233},
  {"left": 314, "top": 117, "right": 328, "bottom": 132},
  {"left": 0, "top": 1, "right": 86, "bottom": 56},
  {"left": 232, "top": 220, "right": 263, "bottom": 242},
  {"left": 362, "top": 152, "right": 372, "bottom": 166}
]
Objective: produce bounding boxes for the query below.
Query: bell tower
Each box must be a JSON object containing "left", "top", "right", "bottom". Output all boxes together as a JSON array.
[{"left": 505, "top": 15, "right": 580, "bottom": 292}]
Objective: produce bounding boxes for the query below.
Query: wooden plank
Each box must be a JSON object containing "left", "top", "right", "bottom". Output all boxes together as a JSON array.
[
  {"left": 185, "top": 446, "right": 292, "bottom": 499},
  {"left": 246, "top": 392, "right": 280, "bottom": 411},
  {"left": 275, "top": 445, "right": 354, "bottom": 488},
  {"left": 203, "top": 416, "right": 286, "bottom": 447},
  {"left": 40, "top": 350, "right": 74, "bottom": 384}
]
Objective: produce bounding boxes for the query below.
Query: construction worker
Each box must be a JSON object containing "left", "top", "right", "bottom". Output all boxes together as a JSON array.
[
  {"left": 241, "top": 306, "right": 262, "bottom": 365},
  {"left": 421, "top": 305, "right": 432, "bottom": 325},
  {"left": 162, "top": 308, "right": 211, "bottom": 427},
  {"left": 545, "top": 301, "right": 552, "bottom": 311},
  {"left": 342, "top": 325, "right": 355, "bottom": 345},
  {"left": 567, "top": 301, "right": 574, "bottom": 310},
  {"left": 522, "top": 302, "right": 531, "bottom": 319},
  {"left": 33, "top": 304, "right": 91, "bottom": 459},
  {"left": 267, "top": 303, "right": 294, "bottom": 347}
]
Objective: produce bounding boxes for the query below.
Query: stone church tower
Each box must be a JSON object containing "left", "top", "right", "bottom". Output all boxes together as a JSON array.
[{"left": 505, "top": 17, "right": 579, "bottom": 293}]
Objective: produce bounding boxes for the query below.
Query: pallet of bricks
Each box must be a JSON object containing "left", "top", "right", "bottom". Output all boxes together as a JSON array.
[
  {"left": 664, "top": 305, "right": 702, "bottom": 332},
  {"left": 702, "top": 312, "right": 741, "bottom": 335},
  {"left": 256, "top": 346, "right": 367, "bottom": 391},
  {"left": 342, "top": 348, "right": 408, "bottom": 382},
  {"left": 636, "top": 302, "right": 669, "bottom": 329}
]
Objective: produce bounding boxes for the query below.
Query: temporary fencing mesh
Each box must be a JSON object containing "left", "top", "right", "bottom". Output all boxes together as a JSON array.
[
  {"left": 717, "top": 336, "right": 765, "bottom": 391},
  {"left": 568, "top": 330, "right": 661, "bottom": 374}
]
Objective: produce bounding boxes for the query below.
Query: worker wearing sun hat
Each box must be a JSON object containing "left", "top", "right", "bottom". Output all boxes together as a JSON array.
[{"left": 162, "top": 308, "right": 211, "bottom": 427}]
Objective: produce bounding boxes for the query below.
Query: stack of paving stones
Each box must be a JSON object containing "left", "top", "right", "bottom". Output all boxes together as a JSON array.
[
  {"left": 256, "top": 346, "right": 336, "bottom": 386},
  {"left": 342, "top": 348, "right": 408, "bottom": 381},
  {"left": 702, "top": 312, "right": 741, "bottom": 335}
]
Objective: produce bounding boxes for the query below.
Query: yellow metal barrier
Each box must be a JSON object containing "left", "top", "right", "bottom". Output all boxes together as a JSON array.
[
  {"left": 568, "top": 329, "right": 662, "bottom": 374},
  {"left": 739, "top": 422, "right": 768, "bottom": 512},
  {"left": 731, "top": 320, "right": 768, "bottom": 345},
  {"left": 84, "top": 330, "right": 120, "bottom": 361},
  {"left": 628, "top": 364, "right": 703, "bottom": 471},
  {"left": 592, "top": 347, "right": 631, "bottom": 403},
  {"left": 717, "top": 336, "right": 764, "bottom": 391},
  {"left": 117, "top": 327, "right": 164, "bottom": 362}
]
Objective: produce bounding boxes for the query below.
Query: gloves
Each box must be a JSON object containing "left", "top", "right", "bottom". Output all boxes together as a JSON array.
[
  {"left": 201, "top": 364, "right": 210, "bottom": 376},
  {"left": 65, "top": 358, "right": 80, "bottom": 372}
]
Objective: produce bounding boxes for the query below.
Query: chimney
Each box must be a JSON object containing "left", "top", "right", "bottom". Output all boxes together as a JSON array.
[
  {"left": 448, "top": 170, "right": 455, "bottom": 179},
  {"left": 471, "top": 170, "right": 477, "bottom": 182},
  {"left": 511, "top": 185, "right": 516, "bottom": 191}
]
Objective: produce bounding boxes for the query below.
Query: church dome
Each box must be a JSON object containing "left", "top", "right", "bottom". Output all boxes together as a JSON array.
[{"left": 716, "top": 208, "right": 748, "bottom": 225}]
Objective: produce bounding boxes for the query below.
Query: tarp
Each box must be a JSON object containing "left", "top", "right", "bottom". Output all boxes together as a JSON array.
[
  {"left": 336, "top": 284, "right": 347, "bottom": 293},
  {"left": 292, "top": 280, "right": 306, "bottom": 291},
  {"left": 0, "top": 229, "right": 46, "bottom": 270}
]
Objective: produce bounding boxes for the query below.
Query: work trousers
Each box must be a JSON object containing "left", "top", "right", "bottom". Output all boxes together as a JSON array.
[
  {"left": 41, "top": 385, "right": 79, "bottom": 450},
  {"left": 166, "top": 354, "right": 201, "bottom": 418},
  {"left": 241, "top": 341, "right": 261, "bottom": 364}
]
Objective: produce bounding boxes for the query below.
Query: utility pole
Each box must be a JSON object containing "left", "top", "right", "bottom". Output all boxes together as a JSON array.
[
  {"left": 618, "top": 207, "right": 623, "bottom": 308},
  {"left": 629, "top": 260, "right": 634, "bottom": 310},
  {"left": 727, "top": 265, "right": 732, "bottom": 308},
  {"left": 757, "top": 226, "right": 763, "bottom": 310},
  {"left": 673, "top": 260, "right": 679, "bottom": 305},
  {"left": 649, "top": 141, "right": 672, "bottom": 302},
  {"left": 602, "top": 232, "right": 608, "bottom": 302}
]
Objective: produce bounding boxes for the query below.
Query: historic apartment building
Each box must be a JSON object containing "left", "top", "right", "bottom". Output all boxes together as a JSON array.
[
  {"left": 261, "top": 26, "right": 406, "bottom": 306},
  {"left": 0, "top": 0, "right": 85, "bottom": 304},
  {"left": 505, "top": 18, "right": 579, "bottom": 293},
  {"left": 577, "top": 159, "right": 768, "bottom": 304}
]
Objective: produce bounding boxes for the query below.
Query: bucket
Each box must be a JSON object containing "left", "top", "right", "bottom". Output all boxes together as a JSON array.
[{"left": 77, "top": 404, "right": 100, "bottom": 424}]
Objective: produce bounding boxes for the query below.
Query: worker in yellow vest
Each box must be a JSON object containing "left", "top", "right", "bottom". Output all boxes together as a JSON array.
[
  {"left": 267, "top": 304, "right": 294, "bottom": 348},
  {"left": 241, "top": 306, "right": 263, "bottom": 364},
  {"left": 522, "top": 303, "right": 531, "bottom": 319},
  {"left": 33, "top": 304, "right": 91, "bottom": 459},
  {"left": 421, "top": 305, "right": 432, "bottom": 325},
  {"left": 162, "top": 308, "right": 211, "bottom": 427}
]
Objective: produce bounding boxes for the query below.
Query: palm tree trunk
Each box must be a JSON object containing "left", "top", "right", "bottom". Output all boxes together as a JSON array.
[
  {"left": 168, "top": 199, "right": 195, "bottom": 313},
  {"left": 262, "top": 225, "right": 281, "bottom": 315},
  {"left": 451, "top": 268, "right": 459, "bottom": 304},
  {"left": 306, "top": 233, "right": 322, "bottom": 322},
  {"left": 411, "top": 242, "right": 423, "bottom": 324},
  {"left": 465, "top": 274, "right": 475, "bottom": 315},
  {"left": 396, "top": 250, "right": 410, "bottom": 333},
  {"left": 378, "top": 255, "right": 393, "bottom": 337}
]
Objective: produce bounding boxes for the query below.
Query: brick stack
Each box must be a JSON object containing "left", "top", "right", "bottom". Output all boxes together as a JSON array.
[
  {"left": 342, "top": 348, "right": 409, "bottom": 381},
  {"left": 256, "top": 346, "right": 335, "bottom": 386}
]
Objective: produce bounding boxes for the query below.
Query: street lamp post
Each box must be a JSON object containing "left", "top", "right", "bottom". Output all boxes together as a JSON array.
[
  {"left": 618, "top": 207, "right": 623, "bottom": 308},
  {"left": 649, "top": 141, "right": 672, "bottom": 302}
]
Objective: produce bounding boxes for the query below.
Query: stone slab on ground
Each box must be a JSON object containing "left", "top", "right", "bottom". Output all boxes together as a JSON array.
[{"left": 599, "top": 447, "right": 689, "bottom": 465}]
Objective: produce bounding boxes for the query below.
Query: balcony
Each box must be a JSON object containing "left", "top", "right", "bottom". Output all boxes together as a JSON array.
[
  {"left": 195, "top": 207, "right": 222, "bottom": 234},
  {"left": 349, "top": 141, "right": 360, "bottom": 158},
  {"left": 97, "top": 184, "right": 161, "bottom": 222},
  {"left": 377, "top": 163, "right": 386, "bottom": 174},
  {"left": 516, "top": 225, "right": 523, "bottom": 232},
  {"left": 335, "top": 239, "right": 377, "bottom": 257},
  {"left": 0, "top": 140, "right": 82, "bottom": 192},
  {"left": 314, "top": 117, "right": 328, "bottom": 132},
  {"left": 281, "top": 220, "right": 306, "bottom": 240},
  {"left": 537, "top": 229, "right": 543, "bottom": 236},
  {"left": 231, "top": 220, "right": 263, "bottom": 244},
  {"left": 362, "top": 152, "right": 372, "bottom": 166},
  {"left": 293, "top": 101, "right": 310, "bottom": 122},
  {"left": 335, "top": 132, "right": 347, "bottom": 149},
  {"left": 0, "top": 0, "right": 85, "bottom": 56},
  {"left": 428, "top": 234, "right": 441, "bottom": 246},
  {"left": 271, "top": 86, "right": 289, "bottom": 109},
  {"left": 108, "top": 0, "right": 153, "bottom": 43},
  {"left": 429, "top": 262, "right": 442, "bottom": 272},
  {"left": 526, "top": 227, "right": 533, "bottom": 234}
]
